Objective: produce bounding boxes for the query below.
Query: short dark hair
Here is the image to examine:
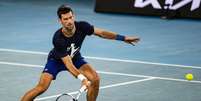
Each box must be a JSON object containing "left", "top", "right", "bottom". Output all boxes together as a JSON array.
[{"left": 57, "top": 4, "right": 73, "bottom": 19}]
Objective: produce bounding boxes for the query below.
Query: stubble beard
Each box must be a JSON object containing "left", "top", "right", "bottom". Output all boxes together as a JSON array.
[{"left": 63, "top": 24, "right": 75, "bottom": 37}]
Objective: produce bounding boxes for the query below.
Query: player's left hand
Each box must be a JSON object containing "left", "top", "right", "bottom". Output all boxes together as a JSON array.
[{"left": 124, "top": 36, "right": 140, "bottom": 46}]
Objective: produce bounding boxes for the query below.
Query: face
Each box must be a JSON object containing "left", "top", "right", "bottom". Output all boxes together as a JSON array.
[{"left": 59, "top": 11, "right": 75, "bottom": 31}]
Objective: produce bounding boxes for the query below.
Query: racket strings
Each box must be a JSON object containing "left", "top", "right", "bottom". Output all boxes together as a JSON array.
[{"left": 56, "top": 94, "right": 75, "bottom": 101}]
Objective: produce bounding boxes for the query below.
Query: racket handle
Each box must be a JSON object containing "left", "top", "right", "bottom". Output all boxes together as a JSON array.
[
  {"left": 79, "top": 81, "right": 91, "bottom": 93},
  {"left": 79, "top": 85, "right": 87, "bottom": 93},
  {"left": 130, "top": 42, "right": 135, "bottom": 46}
]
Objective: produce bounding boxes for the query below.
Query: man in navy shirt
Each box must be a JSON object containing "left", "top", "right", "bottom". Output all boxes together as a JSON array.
[{"left": 21, "top": 4, "right": 140, "bottom": 101}]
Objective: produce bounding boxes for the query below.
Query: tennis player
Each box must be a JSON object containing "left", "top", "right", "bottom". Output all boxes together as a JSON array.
[{"left": 21, "top": 4, "right": 140, "bottom": 101}]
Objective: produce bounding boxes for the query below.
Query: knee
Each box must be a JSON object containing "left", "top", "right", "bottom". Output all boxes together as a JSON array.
[
  {"left": 90, "top": 74, "right": 100, "bottom": 86},
  {"left": 35, "top": 84, "right": 49, "bottom": 94}
]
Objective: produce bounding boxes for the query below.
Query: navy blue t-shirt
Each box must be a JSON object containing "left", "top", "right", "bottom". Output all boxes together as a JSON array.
[{"left": 48, "top": 21, "right": 94, "bottom": 61}]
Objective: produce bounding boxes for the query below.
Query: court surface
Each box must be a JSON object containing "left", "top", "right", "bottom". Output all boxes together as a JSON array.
[
  {"left": 0, "top": 49, "right": 201, "bottom": 101},
  {"left": 0, "top": 0, "right": 201, "bottom": 101}
]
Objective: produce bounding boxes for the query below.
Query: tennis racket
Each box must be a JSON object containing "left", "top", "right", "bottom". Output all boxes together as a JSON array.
[
  {"left": 56, "top": 85, "right": 87, "bottom": 101},
  {"left": 130, "top": 42, "right": 136, "bottom": 46}
]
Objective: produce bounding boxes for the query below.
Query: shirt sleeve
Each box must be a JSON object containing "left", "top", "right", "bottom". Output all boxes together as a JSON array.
[
  {"left": 53, "top": 38, "right": 68, "bottom": 58},
  {"left": 80, "top": 21, "right": 94, "bottom": 36}
]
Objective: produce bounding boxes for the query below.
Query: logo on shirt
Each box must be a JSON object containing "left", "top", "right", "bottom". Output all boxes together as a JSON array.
[{"left": 67, "top": 43, "right": 80, "bottom": 57}]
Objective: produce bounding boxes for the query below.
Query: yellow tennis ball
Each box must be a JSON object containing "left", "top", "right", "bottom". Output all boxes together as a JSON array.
[{"left": 185, "top": 73, "right": 194, "bottom": 81}]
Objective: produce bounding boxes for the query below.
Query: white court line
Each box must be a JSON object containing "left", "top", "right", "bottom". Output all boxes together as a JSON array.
[
  {"left": 0, "top": 48, "right": 47, "bottom": 55},
  {"left": 34, "top": 90, "right": 78, "bottom": 101},
  {"left": 97, "top": 71, "right": 201, "bottom": 83},
  {"left": 35, "top": 77, "right": 156, "bottom": 101},
  {"left": 0, "top": 61, "right": 43, "bottom": 68},
  {"left": 0, "top": 48, "right": 201, "bottom": 69},
  {"left": 1, "top": 61, "right": 201, "bottom": 84}
]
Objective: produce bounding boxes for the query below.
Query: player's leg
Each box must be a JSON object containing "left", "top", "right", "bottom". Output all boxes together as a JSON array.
[
  {"left": 21, "top": 58, "right": 61, "bottom": 101},
  {"left": 79, "top": 64, "right": 100, "bottom": 101},
  {"left": 21, "top": 72, "right": 53, "bottom": 101}
]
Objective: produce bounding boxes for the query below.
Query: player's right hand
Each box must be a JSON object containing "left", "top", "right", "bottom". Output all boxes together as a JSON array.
[{"left": 82, "top": 79, "right": 91, "bottom": 89}]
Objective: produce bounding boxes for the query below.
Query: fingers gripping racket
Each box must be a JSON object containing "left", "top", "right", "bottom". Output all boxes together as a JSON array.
[{"left": 56, "top": 85, "right": 87, "bottom": 101}]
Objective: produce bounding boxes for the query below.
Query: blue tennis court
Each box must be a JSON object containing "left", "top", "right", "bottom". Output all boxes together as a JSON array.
[
  {"left": 0, "top": 0, "right": 201, "bottom": 101},
  {"left": 0, "top": 49, "right": 201, "bottom": 101}
]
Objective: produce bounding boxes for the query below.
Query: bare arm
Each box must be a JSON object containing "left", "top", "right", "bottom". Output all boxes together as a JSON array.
[
  {"left": 61, "top": 55, "right": 80, "bottom": 77},
  {"left": 94, "top": 27, "right": 140, "bottom": 45},
  {"left": 61, "top": 55, "right": 90, "bottom": 87},
  {"left": 93, "top": 27, "right": 117, "bottom": 40}
]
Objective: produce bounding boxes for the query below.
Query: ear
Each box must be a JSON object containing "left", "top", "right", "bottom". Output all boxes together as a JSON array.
[
  {"left": 72, "top": 14, "right": 75, "bottom": 20},
  {"left": 58, "top": 18, "right": 62, "bottom": 24}
]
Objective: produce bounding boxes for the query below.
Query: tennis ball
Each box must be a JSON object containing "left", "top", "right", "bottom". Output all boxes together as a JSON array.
[{"left": 185, "top": 73, "right": 194, "bottom": 81}]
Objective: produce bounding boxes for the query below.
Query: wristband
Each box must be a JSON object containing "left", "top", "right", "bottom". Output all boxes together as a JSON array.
[
  {"left": 77, "top": 74, "right": 87, "bottom": 81},
  {"left": 116, "top": 34, "right": 125, "bottom": 41}
]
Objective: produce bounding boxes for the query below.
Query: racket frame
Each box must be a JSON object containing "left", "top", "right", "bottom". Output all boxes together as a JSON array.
[{"left": 56, "top": 85, "right": 87, "bottom": 101}]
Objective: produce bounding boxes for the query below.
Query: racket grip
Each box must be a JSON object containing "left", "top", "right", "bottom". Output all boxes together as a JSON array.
[
  {"left": 79, "top": 85, "right": 87, "bottom": 93},
  {"left": 130, "top": 42, "right": 135, "bottom": 46},
  {"left": 79, "top": 81, "right": 91, "bottom": 93}
]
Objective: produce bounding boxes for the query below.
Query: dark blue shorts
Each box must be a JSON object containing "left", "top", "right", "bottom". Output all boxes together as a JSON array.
[{"left": 42, "top": 57, "right": 87, "bottom": 80}]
